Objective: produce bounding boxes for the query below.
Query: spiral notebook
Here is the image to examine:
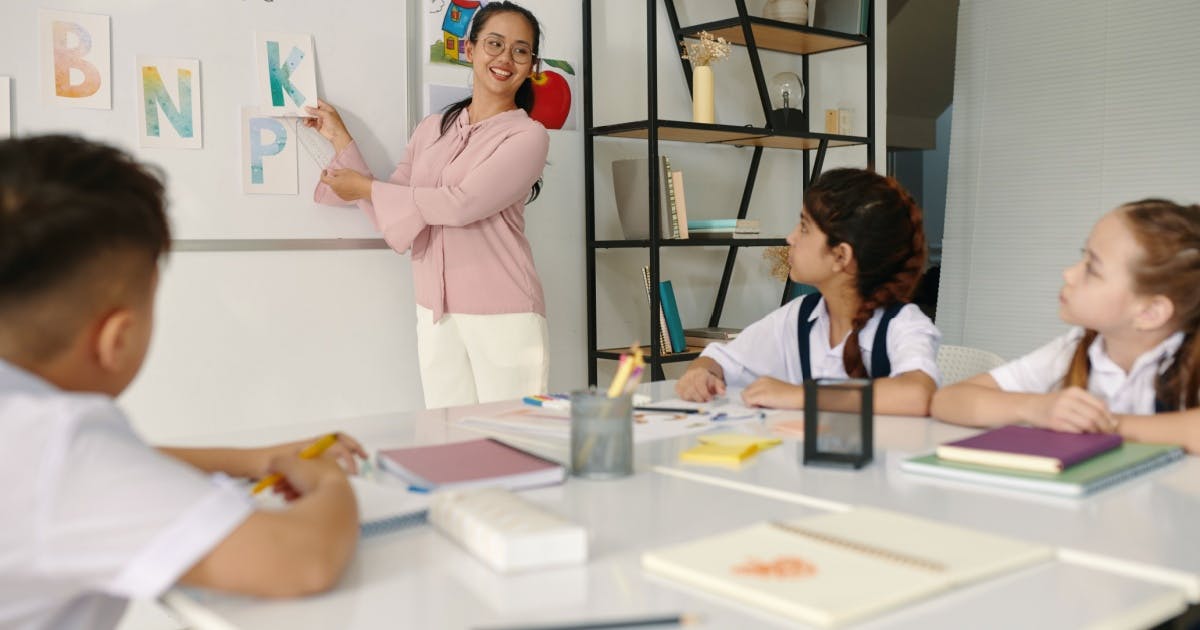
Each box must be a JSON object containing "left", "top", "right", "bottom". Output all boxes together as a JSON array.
[
  {"left": 643, "top": 507, "right": 1052, "bottom": 628},
  {"left": 352, "top": 477, "right": 430, "bottom": 537}
]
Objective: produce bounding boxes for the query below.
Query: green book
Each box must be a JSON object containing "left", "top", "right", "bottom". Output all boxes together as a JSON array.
[{"left": 901, "top": 442, "right": 1184, "bottom": 498}]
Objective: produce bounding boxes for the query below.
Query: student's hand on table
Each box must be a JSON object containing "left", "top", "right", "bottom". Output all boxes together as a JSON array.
[
  {"left": 1027, "top": 387, "right": 1116, "bottom": 433},
  {"left": 265, "top": 454, "right": 348, "bottom": 502},
  {"left": 263, "top": 433, "right": 368, "bottom": 476},
  {"left": 677, "top": 367, "right": 726, "bottom": 402},
  {"left": 304, "top": 99, "right": 353, "bottom": 152},
  {"left": 320, "top": 168, "right": 374, "bottom": 202},
  {"left": 741, "top": 376, "right": 805, "bottom": 409}
]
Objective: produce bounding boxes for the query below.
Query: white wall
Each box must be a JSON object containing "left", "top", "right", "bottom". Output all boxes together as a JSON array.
[
  {"left": 125, "top": 0, "right": 885, "bottom": 441},
  {"left": 937, "top": 0, "right": 1200, "bottom": 360}
]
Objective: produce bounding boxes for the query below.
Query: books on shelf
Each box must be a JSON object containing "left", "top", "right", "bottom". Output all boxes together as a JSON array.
[
  {"left": 684, "top": 326, "right": 741, "bottom": 340},
  {"left": 902, "top": 442, "right": 1185, "bottom": 497},
  {"left": 687, "top": 219, "right": 760, "bottom": 232},
  {"left": 670, "top": 170, "right": 689, "bottom": 239},
  {"left": 641, "top": 266, "right": 671, "bottom": 354},
  {"left": 936, "top": 425, "right": 1123, "bottom": 473},
  {"left": 813, "top": 0, "right": 870, "bottom": 35},
  {"left": 612, "top": 156, "right": 684, "bottom": 240},
  {"left": 643, "top": 507, "right": 1052, "bottom": 628},
  {"left": 376, "top": 438, "right": 565, "bottom": 492},
  {"left": 658, "top": 280, "right": 686, "bottom": 353}
]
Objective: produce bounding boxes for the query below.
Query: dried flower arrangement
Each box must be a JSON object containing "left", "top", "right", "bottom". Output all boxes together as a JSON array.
[
  {"left": 680, "top": 31, "right": 732, "bottom": 67},
  {"left": 764, "top": 245, "right": 791, "bottom": 282}
]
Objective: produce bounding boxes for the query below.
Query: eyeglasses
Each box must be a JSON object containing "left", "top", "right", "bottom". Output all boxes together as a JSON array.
[{"left": 479, "top": 36, "right": 534, "bottom": 65}]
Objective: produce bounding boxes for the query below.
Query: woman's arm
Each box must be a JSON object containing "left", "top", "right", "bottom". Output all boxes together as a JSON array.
[{"left": 1118, "top": 409, "right": 1200, "bottom": 453}]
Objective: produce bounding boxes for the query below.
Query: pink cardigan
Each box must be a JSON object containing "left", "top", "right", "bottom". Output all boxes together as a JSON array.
[{"left": 315, "top": 109, "right": 549, "bottom": 322}]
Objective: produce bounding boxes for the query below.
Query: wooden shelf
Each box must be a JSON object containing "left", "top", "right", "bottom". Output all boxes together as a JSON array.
[
  {"left": 590, "top": 120, "right": 867, "bottom": 150},
  {"left": 596, "top": 346, "right": 702, "bottom": 364},
  {"left": 680, "top": 17, "right": 866, "bottom": 55},
  {"left": 595, "top": 237, "right": 787, "bottom": 248}
]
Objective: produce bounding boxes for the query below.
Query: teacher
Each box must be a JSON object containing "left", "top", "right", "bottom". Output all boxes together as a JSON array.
[{"left": 307, "top": 1, "right": 550, "bottom": 409}]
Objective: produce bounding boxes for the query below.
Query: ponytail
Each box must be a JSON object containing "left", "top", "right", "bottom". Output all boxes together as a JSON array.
[{"left": 1062, "top": 329, "right": 1098, "bottom": 390}]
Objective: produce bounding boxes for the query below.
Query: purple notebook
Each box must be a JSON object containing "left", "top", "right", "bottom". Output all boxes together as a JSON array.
[
  {"left": 376, "top": 438, "right": 565, "bottom": 491},
  {"left": 936, "top": 426, "right": 1123, "bottom": 473}
]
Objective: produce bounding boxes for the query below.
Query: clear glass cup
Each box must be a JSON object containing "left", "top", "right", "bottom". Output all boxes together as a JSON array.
[{"left": 569, "top": 390, "right": 634, "bottom": 479}]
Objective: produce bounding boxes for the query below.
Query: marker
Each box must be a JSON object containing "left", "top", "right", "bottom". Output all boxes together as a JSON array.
[
  {"left": 251, "top": 433, "right": 339, "bottom": 495},
  {"left": 634, "top": 406, "right": 701, "bottom": 414}
]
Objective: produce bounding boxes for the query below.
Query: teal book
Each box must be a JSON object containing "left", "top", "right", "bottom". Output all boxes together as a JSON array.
[
  {"left": 901, "top": 442, "right": 1184, "bottom": 497},
  {"left": 658, "top": 280, "right": 686, "bottom": 353},
  {"left": 687, "top": 218, "right": 738, "bottom": 230}
]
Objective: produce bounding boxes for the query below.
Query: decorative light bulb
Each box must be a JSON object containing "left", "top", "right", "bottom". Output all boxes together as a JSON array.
[{"left": 769, "top": 71, "right": 804, "bottom": 112}]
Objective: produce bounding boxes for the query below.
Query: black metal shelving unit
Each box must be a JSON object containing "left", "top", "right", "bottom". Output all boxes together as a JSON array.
[{"left": 583, "top": 0, "right": 875, "bottom": 384}]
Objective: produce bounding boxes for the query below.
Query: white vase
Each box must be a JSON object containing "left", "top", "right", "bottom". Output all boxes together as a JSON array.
[
  {"left": 692, "top": 65, "right": 715, "bottom": 124},
  {"left": 763, "top": 0, "right": 809, "bottom": 24}
]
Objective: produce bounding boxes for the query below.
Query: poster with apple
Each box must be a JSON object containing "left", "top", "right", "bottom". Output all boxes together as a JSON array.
[{"left": 424, "top": 0, "right": 577, "bottom": 131}]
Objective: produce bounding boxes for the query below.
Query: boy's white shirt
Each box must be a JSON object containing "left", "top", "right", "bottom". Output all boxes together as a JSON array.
[
  {"left": 700, "top": 296, "right": 942, "bottom": 388},
  {"left": 0, "top": 360, "right": 254, "bottom": 630},
  {"left": 990, "top": 327, "right": 1185, "bottom": 415}
]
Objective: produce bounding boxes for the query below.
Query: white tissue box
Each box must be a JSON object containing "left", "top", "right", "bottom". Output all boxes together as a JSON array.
[{"left": 429, "top": 487, "right": 587, "bottom": 573}]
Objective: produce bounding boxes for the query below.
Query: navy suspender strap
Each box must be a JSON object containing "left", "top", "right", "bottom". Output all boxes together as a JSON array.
[
  {"left": 796, "top": 293, "right": 905, "bottom": 380},
  {"left": 870, "top": 303, "right": 906, "bottom": 378},
  {"left": 795, "top": 293, "right": 822, "bottom": 382}
]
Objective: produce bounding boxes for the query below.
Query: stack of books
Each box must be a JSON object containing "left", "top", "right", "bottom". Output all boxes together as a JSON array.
[
  {"left": 686, "top": 218, "right": 761, "bottom": 240},
  {"left": 683, "top": 326, "right": 740, "bottom": 348},
  {"left": 901, "top": 425, "right": 1184, "bottom": 497}
]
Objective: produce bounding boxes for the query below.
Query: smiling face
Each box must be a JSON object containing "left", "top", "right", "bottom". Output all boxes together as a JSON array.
[
  {"left": 466, "top": 11, "right": 536, "bottom": 104},
  {"left": 1059, "top": 210, "right": 1146, "bottom": 334}
]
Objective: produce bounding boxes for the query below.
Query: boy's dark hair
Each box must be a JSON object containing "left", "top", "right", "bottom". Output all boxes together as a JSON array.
[
  {"left": 0, "top": 135, "right": 170, "bottom": 357},
  {"left": 804, "top": 168, "right": 927, "bottom": 378},
  {"left": 438, "top": 0, "right": 543, "bottom": 202}
]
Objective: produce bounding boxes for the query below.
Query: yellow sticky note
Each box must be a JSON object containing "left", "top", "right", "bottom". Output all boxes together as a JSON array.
[
  {"left": 698, "top": 433, "right": 782, "bottom": 450},
  {"left": 680, "top": 442, "right": 758, "bottom": 466}
]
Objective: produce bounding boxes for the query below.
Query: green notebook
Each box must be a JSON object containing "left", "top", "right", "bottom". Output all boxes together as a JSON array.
[{"left": 901, "top": 442, "right": 1184, "bottom": 497}]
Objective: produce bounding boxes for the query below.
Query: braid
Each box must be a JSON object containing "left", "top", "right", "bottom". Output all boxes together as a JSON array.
[
  {"left": 1157, "top": 333, "right": 1200, "bottom": 410},
  {"left": 804, "top": 170, "right": 927, "bottom": 378},
  {"left": 1062, "top": 329, "right": 1098, "bottom": 390}
]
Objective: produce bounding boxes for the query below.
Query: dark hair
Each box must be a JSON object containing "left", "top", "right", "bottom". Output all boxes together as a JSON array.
[
  {"left": 439, "top": 1, "right": 543, "bottom": 202},
  {"left": 804, "top": 168, "right": 927, "bottom": 378},
  {"left": 0, "top": 134, "right": 170, "bottom": 321},
  {"left": 1064, "top": 199, "right": 1200, "bottom": 409}
]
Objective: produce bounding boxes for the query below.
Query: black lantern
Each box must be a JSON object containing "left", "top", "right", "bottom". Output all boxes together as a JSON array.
[{"left": 802, "top": 378, "right": 873, "bottom": 469}]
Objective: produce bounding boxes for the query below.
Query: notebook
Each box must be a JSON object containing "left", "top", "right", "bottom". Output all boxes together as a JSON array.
[
  {"left": 903, "top": 442, "right": 1185, "bottom": 497},
  {"left": 352, "top": 477, "right": 431, "bottom": 537},
  {"left": 643, "top": 507, "right": 1052, "bottom": 628},
  {"left": 376, "top": 438, "right": 565, "bottom": 492},
  {"left": 936, "top": 425, "right": 1123, "bottom": 473}
]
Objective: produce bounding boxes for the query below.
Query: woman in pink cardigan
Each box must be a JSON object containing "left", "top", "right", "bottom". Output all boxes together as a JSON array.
[{"left": 305, "top": 2, "right": 550, "bottom": 408}]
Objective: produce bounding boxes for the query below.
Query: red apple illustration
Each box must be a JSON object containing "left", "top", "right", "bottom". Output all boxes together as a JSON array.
[{"left": 529, "top": 69, "right": 571, "bottom": 130}]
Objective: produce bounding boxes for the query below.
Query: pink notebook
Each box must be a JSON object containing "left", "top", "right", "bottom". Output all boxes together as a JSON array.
[
  {"left": 376, "top": 438, "right": 565, "bottom": 491},
  {"left": 936, "top": 425, "right": 1122, "bottom": 473}
]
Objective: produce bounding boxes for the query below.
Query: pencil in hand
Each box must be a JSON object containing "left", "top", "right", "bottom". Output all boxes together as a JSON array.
[{"left": 251, "top": 433, "right": 340, "bottom": 495}]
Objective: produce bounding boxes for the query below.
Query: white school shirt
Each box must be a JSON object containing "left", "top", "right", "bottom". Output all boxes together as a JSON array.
[
  {"left": 0, "top": 360, "right": 254, "bottom": 630},
  {"left": 990, "top": 327, "right": 1185, "bottom": 415},
  {"left": 701, "top": 297, "right": 942, "bottom": 388}
]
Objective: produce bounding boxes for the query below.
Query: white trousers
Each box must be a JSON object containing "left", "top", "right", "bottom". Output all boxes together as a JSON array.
[{"left": 415, "top": 306, "right": 550, "bottom": 409}]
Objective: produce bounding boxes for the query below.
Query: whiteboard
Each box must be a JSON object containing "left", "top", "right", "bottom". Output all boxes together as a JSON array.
[{"left": 0, "top": 0, "right": 407, "bottom": 240}]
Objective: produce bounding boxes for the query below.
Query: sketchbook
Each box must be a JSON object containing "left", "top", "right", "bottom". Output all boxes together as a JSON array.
[
  {"left": 643, "top": 507, "right": 1052, "bottom": 628},
  {"left": 352, "top": 477, "right": 430, "bottom": 537}
]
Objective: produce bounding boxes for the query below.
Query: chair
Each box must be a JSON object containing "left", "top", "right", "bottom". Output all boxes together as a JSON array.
[{"left": 937, "top": 344, "right": 1006, "bottom": 386}]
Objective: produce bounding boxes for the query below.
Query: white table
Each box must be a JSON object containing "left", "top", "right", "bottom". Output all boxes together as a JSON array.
[{"left": 164, "top": 394, "right": 1192, "bottom": 629}]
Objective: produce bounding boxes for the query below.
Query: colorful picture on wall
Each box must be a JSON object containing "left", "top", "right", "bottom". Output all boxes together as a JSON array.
[
  {"left": 423, "top": 1, "right": 577, "bottom": 130},
  {"left": 254, "top": 32, "right": 318, "bottom": 116},
  {"left": 136, "top": 57, "right": 202, "bottom": 149},
  {"left": 39, "top": 9, "right": 111, "bottom": 109},
  {"left": 241, "top": 107, "right": 297, "bottom": 195},
  {"left": 0, "top": 78, "right": 10, "bottom": 139}
]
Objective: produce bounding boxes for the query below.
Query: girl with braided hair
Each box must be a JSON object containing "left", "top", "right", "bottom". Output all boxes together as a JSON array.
[
  {"left": 676, "top": 168, "right": 940, "bottom": 416},
  {"left": 933, "top": 200, "right": 1200, "bottom": 453}
]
